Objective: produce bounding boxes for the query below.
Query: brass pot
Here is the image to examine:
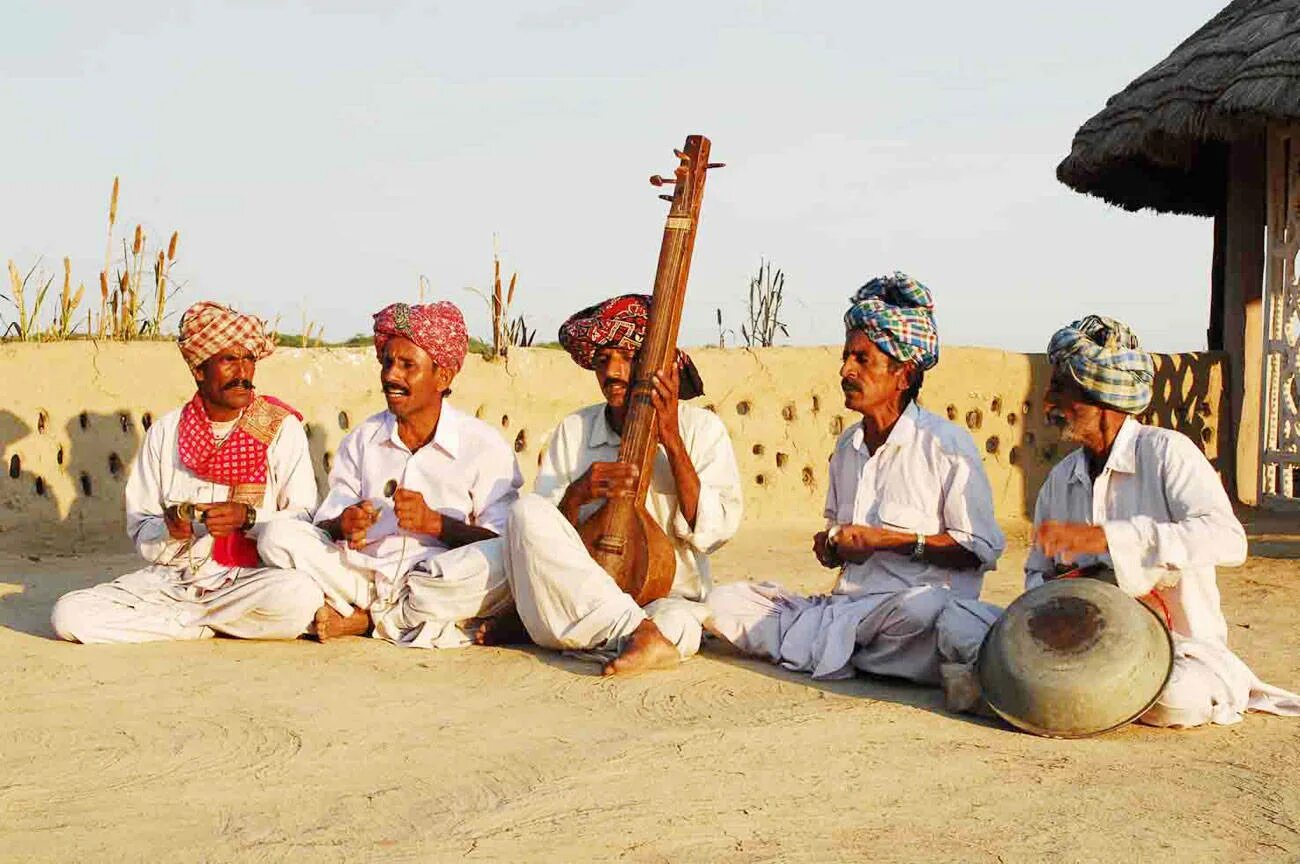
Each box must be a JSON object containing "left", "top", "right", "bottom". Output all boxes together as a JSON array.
[{"left": 978, "top": 578, "right": 1173, "bottom": 738}]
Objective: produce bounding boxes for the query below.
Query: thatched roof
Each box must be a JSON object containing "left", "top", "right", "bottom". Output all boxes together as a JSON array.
[{"left": 1057, "top": 0, "right": 1300, "bottom": 216}]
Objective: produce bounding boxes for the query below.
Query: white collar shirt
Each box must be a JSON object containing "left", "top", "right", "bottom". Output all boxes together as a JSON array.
[
  {"left": 533, "top": 402, "right": 743, "bottom": 601},
  {"left": 826, "top": 402, "right": 1005, "bottom": 600},
  {"left": 126, "top": 403, "right": 318, "bottom": 590},
  {"left": 1024, "top": 416, "right": 1247, "bottom": 644},
  {"left": 314, "top": 404, "right": 523, "bottom": 587}
]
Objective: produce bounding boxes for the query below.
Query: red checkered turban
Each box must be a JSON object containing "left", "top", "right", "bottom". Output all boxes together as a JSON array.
[
  {"left": 177, "top": 301, "right": 276, "bottom": 372},
  {"left": 558, "top": 294, "right": 704, "bottom": 399},
  {"left": 372, "top": 301, "right": 469, "bottom": 372}
]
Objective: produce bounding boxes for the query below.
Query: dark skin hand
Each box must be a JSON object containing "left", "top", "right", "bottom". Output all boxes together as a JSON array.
[
  {"left": 842, "top": 524, "right": 981, "bottom": 569},
  {"left": 324, "top": 493, "right": 496, "bottom": 550},
  {"left": 1035, "top": 521, "right": 1107, "bottom": 563},
  {"left": 164, "top": 508, "right": 196, "bottom": 542},
  {"left": 560, "top": 462, "right": 639, "bottom": 525},
  {"left": 322, "top": 501, "right": 380, "bottom": 550},
  {"left": 163, "top": 502, "right": 251, "bottom": 541},
  {"left": 393, "top": 487, "right": 497, "bottom": 548}
]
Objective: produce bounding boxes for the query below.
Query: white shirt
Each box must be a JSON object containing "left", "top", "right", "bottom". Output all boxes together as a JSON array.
[
  {"left": 314, "top": 404, "right": 523, "bottom": 587},
  {"left": 1024, "top": 416, "right": 1247, "bottom": 644},
  {"left": 127, "top": 403, "right": 318, "bottom": 590},
  {"left": 534, "top": 402, "right": 743, "bottom": 601},
  {"left": 826, "top": 402, "right": 1005, "bottom": 600}
]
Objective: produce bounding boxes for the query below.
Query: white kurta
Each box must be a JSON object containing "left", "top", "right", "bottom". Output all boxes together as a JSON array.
[
  {"left": 257, "top": 404, "right": 523, "bottom": 648},
  {"left": 51, "top": 402, "right": 323, "bottom": 644},
  {"left": 707, "top": 403, "right": 1006, "bottom": 683},
  {"left": 1025, "top": 416, "right": 1300, "bottom": 727},
  {"left": 506, "top": 402, "right": 743, "bottom": 660}
]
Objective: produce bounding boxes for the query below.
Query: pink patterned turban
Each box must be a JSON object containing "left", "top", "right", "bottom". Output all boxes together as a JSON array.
[
  {"left": 372, "top": 301, "right": 469, "bottom": 372},
  {"left": 177, "top": 301, "right": 276, "bottom": 372}
]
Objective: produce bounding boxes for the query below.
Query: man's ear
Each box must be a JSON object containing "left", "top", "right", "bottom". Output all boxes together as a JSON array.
[{"left": 432, "top": 365, "right": 456, "bottom": 393}]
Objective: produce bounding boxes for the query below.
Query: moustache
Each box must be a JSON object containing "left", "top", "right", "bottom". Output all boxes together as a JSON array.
[
  {"left": 223, "top": 379, "right": 255, "bottom": 391},
  {"left": 840, "top": 379, "right": 862, "bottom": 393}
]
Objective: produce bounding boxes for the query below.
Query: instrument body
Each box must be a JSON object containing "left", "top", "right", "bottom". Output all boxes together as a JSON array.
[
  {"left": 978, "top": 577, "right": 1174, "bottom": 738},
  {"left": 577, "top": 135, "right": 715, "bottom": 606}
]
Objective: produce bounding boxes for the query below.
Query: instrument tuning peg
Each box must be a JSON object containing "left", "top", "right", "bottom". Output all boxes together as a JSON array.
[
  {"left": 674, "top": 148, "right": 689, "bottom": 161},
  {"left": 657, "top": 194, "right": 674, "bottom": 202},
  {"left": 649, "top": 174, "right": 676, "bottom": 187},
  {"left": 707, "top": 162, "right": 726, "bottom": 169}
]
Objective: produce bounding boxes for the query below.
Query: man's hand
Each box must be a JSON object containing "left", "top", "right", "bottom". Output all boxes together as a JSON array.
[
  {"left": 650, "top": 363, "right": 682, "bottom": 447},
  {"left": 812, "top": 530, "right": 843, "bottom": 568},
  {"left": 1035, "top": 521, "right": 1108, "bottom": 563},
  {"left": 198, "top": 502, "right": 252, "bottom": 538},
  {"left": 574, "top": 462, "right": 640, "bottom": 504},
  {"left": 393, "top": 488, "right": 443, "bottom": 537},
  {"left": 339, "top": 501, "right": 379, "bottom": 550},
  {"left": 832, "top": 524, "right": 897, "bottom": 564},
  {"left": 164, "top": 506, "right": 195, "bottom": 541}
]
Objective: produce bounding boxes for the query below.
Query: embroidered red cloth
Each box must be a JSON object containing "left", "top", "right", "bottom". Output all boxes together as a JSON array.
[
  {"left": 558, "top": 294, "right": 705, "bottom": 399},
  {"left": 177, "top": 394, "right": 301, "bottom": 567}
]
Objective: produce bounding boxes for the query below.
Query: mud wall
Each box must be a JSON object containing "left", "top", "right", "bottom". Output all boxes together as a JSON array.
[{"left": 0, "top": 343, "right": 1226, "bottom": 553}]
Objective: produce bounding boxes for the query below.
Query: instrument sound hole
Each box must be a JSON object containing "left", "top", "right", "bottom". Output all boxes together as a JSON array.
[{"left": 1028, "top": 597, "right": 1105, "bottom": 653}]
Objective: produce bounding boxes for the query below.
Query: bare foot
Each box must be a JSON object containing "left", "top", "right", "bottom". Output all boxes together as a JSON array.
[
  {"left": 309, "top": 605, "right": 372, "bottom": 641},
  {"left": 602, "top": 619, "right": 680, "bottom": 677},
  {"left": 473, "top": 609, "right": 532, "bottom": 646}
]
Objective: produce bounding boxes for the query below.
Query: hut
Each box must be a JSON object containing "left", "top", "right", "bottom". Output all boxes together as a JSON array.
[{"left": 1057, "top": 0, "right": 1300, "bottom": 508}]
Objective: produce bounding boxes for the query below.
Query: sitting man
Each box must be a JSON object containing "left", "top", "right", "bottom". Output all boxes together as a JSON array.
[
  {"left": 493, "top": 294, "right": 743, "bottom": 675},
  {"left": 706, "top": 274, "right": 1005, "bottom": 712},
  {"left": 1028, "top": 315, "right": 1299, "bottom": 727},
  {"left": 51, "top": 301, "right": 321, "bottom": 643},
  {"left": 258, "top": 301, "right": 522, "bottom": 645}
]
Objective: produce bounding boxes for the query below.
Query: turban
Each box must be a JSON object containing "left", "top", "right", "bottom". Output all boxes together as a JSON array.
[
  {"left": 372, "top": 301, "right": 469, "bottom": 372},
  {"left": 1047, "top": 315, "right": 1154, "bottom": 414},
  {"left": 843, "top": 272, "right": 940, "bottom": 370},
  {"left": 558, "top": 294, "right": 704, "bottom": 399},
  {"left": 177, "top": 301, "right": 276, "bottom": 372}
]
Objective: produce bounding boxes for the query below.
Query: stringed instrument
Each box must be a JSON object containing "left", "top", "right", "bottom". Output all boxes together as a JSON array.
[{"left": 577, "top": 134, "right": 721, "bottom": 606}]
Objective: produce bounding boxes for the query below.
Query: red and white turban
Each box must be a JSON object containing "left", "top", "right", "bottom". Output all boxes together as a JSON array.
[
  {"left": 558, "top": 294, "right": 704, "bottom": 399},
  {"left": 372, "top": 301, "right": 469, "bottom": 372},
  {"left": 177, "top": 301, "right": 276, "bottom": 372}
]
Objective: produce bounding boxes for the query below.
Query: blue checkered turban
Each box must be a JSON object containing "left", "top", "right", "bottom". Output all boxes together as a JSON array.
[
  {"left": 1048, "top": 315, "right": 1154, "bottom": 414},
  {"left": 843, "top": 272, "right": 939, "bottom": 370}
]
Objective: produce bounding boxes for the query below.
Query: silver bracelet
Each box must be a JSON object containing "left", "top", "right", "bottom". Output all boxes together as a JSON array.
[{"left": 910, "top": 531, "right": 926, "bottom": 561}]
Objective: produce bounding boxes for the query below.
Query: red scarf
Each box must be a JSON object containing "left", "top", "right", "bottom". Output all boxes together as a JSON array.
[{"left": 177, "top": 393, "right": 301, "bottom": 567}]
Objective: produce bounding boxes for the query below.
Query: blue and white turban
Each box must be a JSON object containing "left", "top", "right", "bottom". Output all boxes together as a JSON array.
[
  {"left": 1047, "top": 315, "right": 1154, "bottom": 414},
  {"left": 843, "top": 272, "right": 939, "bottom": 370}
]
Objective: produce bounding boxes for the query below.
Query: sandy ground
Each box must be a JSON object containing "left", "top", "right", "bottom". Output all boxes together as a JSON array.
[{"left": 2, "top": 524, "right": 1299, "bottom": 864}]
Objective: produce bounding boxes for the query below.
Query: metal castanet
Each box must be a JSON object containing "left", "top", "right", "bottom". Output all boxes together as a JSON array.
[{"left": 576, "top": 134, "right": 722, "bottom": 607}]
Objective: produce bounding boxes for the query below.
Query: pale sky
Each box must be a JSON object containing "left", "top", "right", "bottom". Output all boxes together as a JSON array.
[{"left": 2, "top": 0, "right": 1227, "bottom": 352}]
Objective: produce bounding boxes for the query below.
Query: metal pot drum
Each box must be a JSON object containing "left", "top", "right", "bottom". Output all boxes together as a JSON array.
[{"left": 977, "top": 578, "right": 1174, "bottom": 738}]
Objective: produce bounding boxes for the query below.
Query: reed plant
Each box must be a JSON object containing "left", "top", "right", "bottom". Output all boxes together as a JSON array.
[
  {"left": 741, "top": 258, "right": 788, "bottom": 348},
  {"left": 466, "top": 235, "right": 529, "bottom": 358}
]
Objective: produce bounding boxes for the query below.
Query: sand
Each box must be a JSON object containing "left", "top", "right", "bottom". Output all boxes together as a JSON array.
[{"left": 2, "top": 523, "right": 1298, "bottom": 864}]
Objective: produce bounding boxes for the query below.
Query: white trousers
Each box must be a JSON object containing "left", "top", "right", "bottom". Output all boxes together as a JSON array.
[
  {"left": 50, "top": 565, "right": 322, "bottom": 644},
  {"left": 257, "top": 519, "right": 512, "bottom": 649},
  {"left": 505, "top": 494, "right": 708, "bottom": 660},
  {"left": 705, "top": 580, "right": 1002, "bottom": 684},
  {"left": 1139, "top": 635, "right": 1300, "bottom": 728}
]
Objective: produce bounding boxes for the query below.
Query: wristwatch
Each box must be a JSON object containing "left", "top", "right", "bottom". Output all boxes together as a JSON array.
[
  {"left": 910, "top": 531, "right": 925, "bottom": 561},
  {"left": 241, "top": 505, "right": 258, "bottom": 531},
  {"left": 826, "top": 524, "right": 843, "bottom": 549}
]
